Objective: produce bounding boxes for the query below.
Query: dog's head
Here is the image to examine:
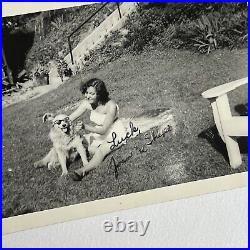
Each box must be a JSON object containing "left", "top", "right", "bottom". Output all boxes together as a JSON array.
[{"left": 43, "top": 113, "right": 72, "bottom": 134}]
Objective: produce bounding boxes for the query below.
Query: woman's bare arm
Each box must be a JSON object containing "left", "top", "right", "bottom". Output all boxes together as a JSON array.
[{"left": 69, "top": 100, "right": 89, "bottom": 121}]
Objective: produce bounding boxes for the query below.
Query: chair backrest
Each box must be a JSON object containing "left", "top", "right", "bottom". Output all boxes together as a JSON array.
[{"left": 202, "top": 77, "right": 248, "bottom": 99}]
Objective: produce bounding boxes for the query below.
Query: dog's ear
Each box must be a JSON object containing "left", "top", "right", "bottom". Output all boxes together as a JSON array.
[{"left": 43, "top": 113, "right": 55, "bottom": 123}]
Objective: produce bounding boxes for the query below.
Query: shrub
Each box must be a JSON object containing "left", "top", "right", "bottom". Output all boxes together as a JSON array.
[
  {"left": 175, "top": 9, "right": 248, "bottom": 53},
  {"left": 56, "top": 58, "right": 72, "bottom": 80},
  {"left": 120, "top": 3, "right": 247, "bottom": 55},
  {"left": 123, "top": 9, "right": 167, "bottom": 53},
  {"left": 73, "top": 2, "right": 248, "bottom": 74},
  {"left": 24, "top": 3, "right": 117, "bottom": 73}
]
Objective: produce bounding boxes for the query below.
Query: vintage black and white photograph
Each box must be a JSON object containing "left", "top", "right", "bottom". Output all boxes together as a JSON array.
[{"left": 2, "top": 2, "right": 248, "bottom": 231}]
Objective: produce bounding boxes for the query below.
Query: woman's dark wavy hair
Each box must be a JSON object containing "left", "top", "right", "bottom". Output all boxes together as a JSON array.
[{"left": 80, "top": 78, "right": 110, "bottom": 105}]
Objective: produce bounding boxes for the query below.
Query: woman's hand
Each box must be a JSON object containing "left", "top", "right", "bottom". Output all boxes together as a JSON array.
[{"left": 75, "top": 121, "right": 84, "bottom": 132}]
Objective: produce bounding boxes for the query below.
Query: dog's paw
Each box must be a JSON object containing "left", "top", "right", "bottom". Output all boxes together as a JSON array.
[
  {"left": 61, "top": 171, "right": 68, "bottom": 177},
  {"left": 48, "top": 162, "right": 55, "bottom": 171},
  {"left": 48, "top": 163, "right": 53, "bottom": 170},
  {"left": 48, "top": 162, "right": 59, "bottom": 171},
  {"left": 34, "top": 161, "right": 43, "bottom": 168}
]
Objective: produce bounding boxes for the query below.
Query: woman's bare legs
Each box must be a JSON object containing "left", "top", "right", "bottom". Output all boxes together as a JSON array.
[{"left": 73, "top": 142, "right": 112, "bottom": 180}]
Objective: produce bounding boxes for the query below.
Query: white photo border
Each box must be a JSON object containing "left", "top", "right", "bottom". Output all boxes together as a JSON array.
[{"left": 2, "top": 2, "right": 248, "bottom": 235}]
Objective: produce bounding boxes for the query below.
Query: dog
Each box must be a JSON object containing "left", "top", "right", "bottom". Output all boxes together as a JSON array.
[{"left": 34, "top": 113, "right": 88, "bottom": 176}]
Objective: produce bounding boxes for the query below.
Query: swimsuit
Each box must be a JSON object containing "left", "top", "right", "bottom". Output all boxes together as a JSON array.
[{"left": 84, "top": 104, "right": 127, "bottom": 151}]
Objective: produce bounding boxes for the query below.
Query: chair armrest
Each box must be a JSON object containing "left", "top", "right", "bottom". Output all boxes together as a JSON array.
[{"left": 202, "top": 77, "right": 248, "bottom": 99}]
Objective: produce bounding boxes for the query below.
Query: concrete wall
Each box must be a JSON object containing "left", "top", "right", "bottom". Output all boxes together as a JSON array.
[{"left": 64, "top": 2, "right": 138, "bottom": 72}]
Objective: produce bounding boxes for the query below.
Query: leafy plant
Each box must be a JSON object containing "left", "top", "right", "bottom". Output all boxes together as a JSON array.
[
  {"left": 33, "top": 62, "right": 49, "bottom": 78},
  {"left": 175, "top": 9, "right": 247, "bottom": 54},
  {"left": 192, "top": 13, "right": 221, "bottom": 54},
  {"left": 51, "top": 15, "right": 64, "bottom": 30},
  {"left": 220, "top": 11, "right": 248, "bottom": 46},
  {"left": 24, "top": 3, "right": 117, "bottom": 73},
  {"left": 56, "top": 58, "right": 72, "bottom": 81}
]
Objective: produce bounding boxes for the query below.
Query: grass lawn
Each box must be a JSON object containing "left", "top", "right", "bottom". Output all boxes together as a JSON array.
[{"left": 2, "top": 48, "right": 248, "bottom": 218}]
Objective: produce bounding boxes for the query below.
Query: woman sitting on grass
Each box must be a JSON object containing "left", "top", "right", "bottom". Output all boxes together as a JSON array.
[{"left": 69, "top": 78, "right": 127, "bottom": 181}]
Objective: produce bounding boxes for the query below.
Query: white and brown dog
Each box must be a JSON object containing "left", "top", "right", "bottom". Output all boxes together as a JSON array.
[{"left": 34, "top": 113, "right": 88, "bottom": 176}]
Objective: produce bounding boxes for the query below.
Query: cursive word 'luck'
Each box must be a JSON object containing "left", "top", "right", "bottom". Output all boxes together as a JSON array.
[{"left": 108, "top": 121, "right": 141, "bottom": 150}]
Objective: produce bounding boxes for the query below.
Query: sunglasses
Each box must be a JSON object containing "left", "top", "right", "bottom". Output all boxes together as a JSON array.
[{"left": 53, "top": 117, "right": 70, "bottom": 125}]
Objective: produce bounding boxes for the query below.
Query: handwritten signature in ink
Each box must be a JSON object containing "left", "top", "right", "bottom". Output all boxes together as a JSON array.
[
  {"left": 144, "top": 125, "right": 172, "bottom": 146},
  {"left": 108, "top": 124, "right": 173, "bottom": 178},
  {"left": 107, "top": 121, "right": 141, "bottom": 150},
  {"left": 108, "top": 152, "right": 133, "bottom": 179}
]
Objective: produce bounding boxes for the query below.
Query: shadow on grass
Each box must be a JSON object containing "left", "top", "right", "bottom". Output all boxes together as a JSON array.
[
  {"left": 235, "top": 103, "right": 248, "bottom": 116},
  {"left": 198, "top": 126, "right": 248, "bottom": 165},
  {"left": 3, "top": 201, "right": 35, "bottom": 218},
  {"left": 233, "top": 102, "right": 248, "bottom": 154}
]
